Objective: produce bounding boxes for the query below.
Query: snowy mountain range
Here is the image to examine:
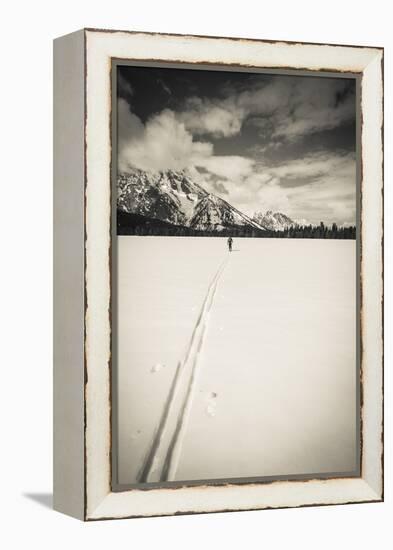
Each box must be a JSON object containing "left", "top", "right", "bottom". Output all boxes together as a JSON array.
[
  {"left": 117, "top": 169, "right": 355, "bottom": 238},
  {"left": 252, "top": 210, "right": 297, "bottom": 232},
  {"left": 118, "top": 169, "right": 266, "bottom": 233}
]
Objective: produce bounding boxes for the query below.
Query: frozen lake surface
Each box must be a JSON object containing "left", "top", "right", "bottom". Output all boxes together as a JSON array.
[{"left": 116, "top": 237, "right": 357, "bottom": 485}]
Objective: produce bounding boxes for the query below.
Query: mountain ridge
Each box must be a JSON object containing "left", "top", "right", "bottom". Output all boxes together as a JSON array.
[
  {"left": 117, "top": 168, "right": 355, "bottom": 238},
  {"left": 253, "top": 210, "right": 297, "bottom": 232},
  {"left": 118, "top": 169, "right": 267, "bottom": 233}
]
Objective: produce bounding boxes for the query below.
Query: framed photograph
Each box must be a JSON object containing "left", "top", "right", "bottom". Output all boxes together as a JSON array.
[{"left": 53, "top": 29, "right": 383, "bottom": 520}]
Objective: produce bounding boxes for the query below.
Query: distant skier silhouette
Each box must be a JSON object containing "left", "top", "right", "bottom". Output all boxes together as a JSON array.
[{"left": 227, "top": 236, "right": 233, "bottom": 252}]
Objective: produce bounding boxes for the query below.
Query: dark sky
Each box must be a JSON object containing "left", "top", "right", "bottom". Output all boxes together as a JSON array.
[{"left": 117, "top": 65, "right": 357, "bottom": 225}]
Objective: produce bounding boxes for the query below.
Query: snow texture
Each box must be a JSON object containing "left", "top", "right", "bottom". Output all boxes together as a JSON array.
[
  {"left": 117, "top": 237, "right": 357, "bottom": 484},
  {"left": 253, "top": 210, "right": 297, "bottom": 231}
]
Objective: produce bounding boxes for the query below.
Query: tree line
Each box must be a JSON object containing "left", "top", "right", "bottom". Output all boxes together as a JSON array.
[
  {"left": 120, "top": 220, "right": 356, "bottom": 239},
  {"left": 276, "top": 222, "right": 356, "bottom": 239}
]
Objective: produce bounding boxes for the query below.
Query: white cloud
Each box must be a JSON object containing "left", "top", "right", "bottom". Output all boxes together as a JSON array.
[
  {"left": 241, "top": 77, "right": 355, "bottom": 142},
  {"left": 194, "top": 151, "right": 356, "bottom": 225},
  {"left": 210, "top": 170, "right": 290, "bottom": 218},
  {"left": 196, "top": 155, "right": 254, "bottom": 180},
  {"left": 265, "top": 151, "right": 355, "bottom": 182},
  {"left": 258, "top": 151, "right": 356, "bottom": 224},
  {"left": 118, "top": 100, "right": 213, "bottom": 172},
  {"left": 174, "top": 76, "right": 355, "bottom": 143},
  {"left": 178, "top": 97, "right": 245, "bottom": 138},
  {"left": 118, "top": 97, "right": 144, "bottom": 145}
]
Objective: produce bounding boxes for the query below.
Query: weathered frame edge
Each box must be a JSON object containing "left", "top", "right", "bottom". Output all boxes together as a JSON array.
[
  {"left": 53, "top": 29, "right": 86, "bottom": 520},
  {"left": 81, "top": 29, "right": 383, "bottom": 521}
]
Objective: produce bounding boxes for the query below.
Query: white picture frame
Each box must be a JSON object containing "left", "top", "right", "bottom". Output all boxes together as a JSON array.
[{"left": 53, "top": 28, "right": 383, "bottom": 521}]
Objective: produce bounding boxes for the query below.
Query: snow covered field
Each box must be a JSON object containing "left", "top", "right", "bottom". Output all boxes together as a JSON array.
[{"left": 116, "top": 237, "right": 357, "bottom": 485}]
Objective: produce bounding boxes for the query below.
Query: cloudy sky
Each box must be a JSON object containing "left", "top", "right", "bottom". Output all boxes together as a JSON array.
[{"left": 117, "top": 65, "right": 357, "bottom": 226}]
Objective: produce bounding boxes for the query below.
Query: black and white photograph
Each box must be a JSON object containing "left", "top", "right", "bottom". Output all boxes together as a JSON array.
[
  {"left": 1, "top": 0, "right": 388, "bottom": 538},
  {"left": 114, "top": 64, "right": 358, "bottom": 486}
]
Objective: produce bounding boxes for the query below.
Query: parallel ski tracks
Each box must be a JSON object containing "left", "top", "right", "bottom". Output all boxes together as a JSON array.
[{"left": 138, "top": 255, "right": 229, "bottom": 483}]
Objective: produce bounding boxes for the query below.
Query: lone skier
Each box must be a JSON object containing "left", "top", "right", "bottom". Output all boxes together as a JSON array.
[{"left": 227, "top": 236, "right": 233, "bottom": 252}]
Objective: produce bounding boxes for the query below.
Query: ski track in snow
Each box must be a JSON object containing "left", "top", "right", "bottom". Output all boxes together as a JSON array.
[{"left": 137, "top": 253, "right": 229, "bottom": 483}]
